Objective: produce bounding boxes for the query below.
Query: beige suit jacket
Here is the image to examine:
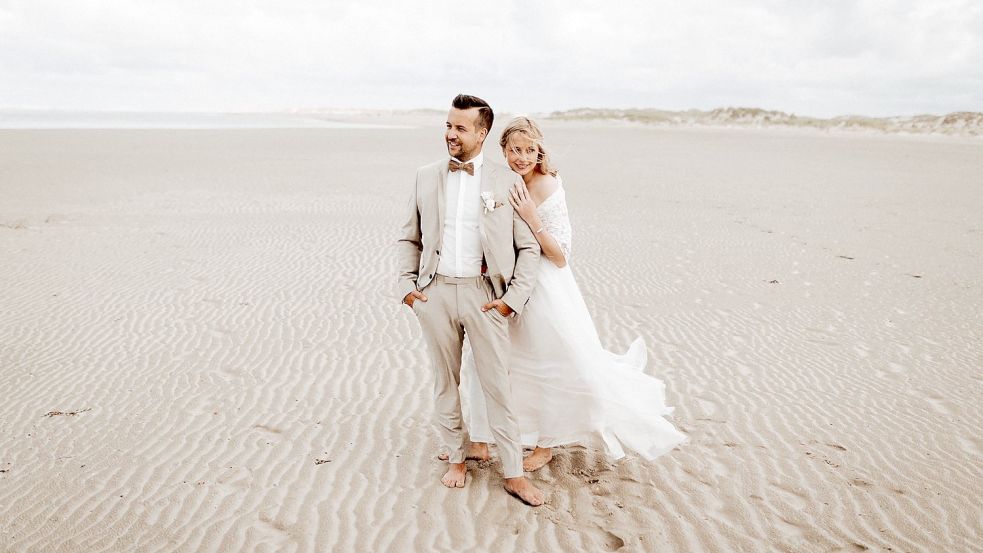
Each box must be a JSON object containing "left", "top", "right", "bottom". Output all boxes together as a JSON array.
[{"left": 396, "top": 157, "right": 541, "bottom": 315}]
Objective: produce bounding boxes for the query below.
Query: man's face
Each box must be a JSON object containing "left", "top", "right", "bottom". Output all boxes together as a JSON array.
[{"left": 445, "top": 107, "right": 487, "bottom": 161}]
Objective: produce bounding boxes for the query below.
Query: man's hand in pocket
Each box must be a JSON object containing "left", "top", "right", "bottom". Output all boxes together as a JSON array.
[
  {"left": 404, "top": 290, "right": 428, "bottom": 308},
  {"left": 481, "top": 299, "right": 513, "bottom": 317}
]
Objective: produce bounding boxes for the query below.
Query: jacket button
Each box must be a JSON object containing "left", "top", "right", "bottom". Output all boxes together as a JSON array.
[{"left": 436, "top": 250, "right": 440, "bottom": 255}]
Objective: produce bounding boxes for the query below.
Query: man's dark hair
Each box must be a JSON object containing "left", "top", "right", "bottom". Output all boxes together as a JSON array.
[{"left": 451, "top": 94, "right": 494, "bottom": 133}]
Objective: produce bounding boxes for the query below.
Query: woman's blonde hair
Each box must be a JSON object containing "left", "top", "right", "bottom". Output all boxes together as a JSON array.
[{"left": 499, "top": 117, "right": 556, "bottom": 176}]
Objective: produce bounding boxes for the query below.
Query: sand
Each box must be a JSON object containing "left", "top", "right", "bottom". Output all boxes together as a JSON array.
[{"left": 0, "top": 122, "right": 981, "bottom": 552}]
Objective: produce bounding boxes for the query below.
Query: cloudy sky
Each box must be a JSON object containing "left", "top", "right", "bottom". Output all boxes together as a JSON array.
[{"left": 1, "top": 0, "right": 980, "bottom": 117}]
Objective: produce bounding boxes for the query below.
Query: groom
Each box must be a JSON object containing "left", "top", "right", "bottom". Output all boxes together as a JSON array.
[{"left": 396, "top": 94, "right": 544, "bottom": 506}]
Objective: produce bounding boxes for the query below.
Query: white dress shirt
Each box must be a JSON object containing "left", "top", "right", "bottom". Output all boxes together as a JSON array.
[{"left": 437, "top": 152, "right": 484, "bottom": 277}]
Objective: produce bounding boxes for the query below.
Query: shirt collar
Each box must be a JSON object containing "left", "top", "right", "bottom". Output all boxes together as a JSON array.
[{"left": 451, "top": 151, "right": 484, "bottom": 170}]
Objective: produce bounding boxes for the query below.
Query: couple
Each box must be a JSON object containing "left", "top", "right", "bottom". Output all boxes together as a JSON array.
[{"left": 395, "top": 94, "right": 685, "bottom": 506}]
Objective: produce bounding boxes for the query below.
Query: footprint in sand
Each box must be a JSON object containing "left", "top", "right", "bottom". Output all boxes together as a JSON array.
[
  {"left": 1, "top": 219, "right": 30, "bottom": 229},
  {"left": 594, "top": 528, "right": 625, "bottom": 552},
  {"left": 955, "top": 436, "right": 982, "bottom": 457},
  {"left": 768, "top": 482, "right": 809, "bottom": 510},
  {"left": 215, "top": 466, "right": 251, "bottom": 493},
  {"left": 252, "top": 424, "right": 284, "bottom": 435},
  {"left": 207, "top": 327, "right": 234, "bottom": 339},
  {"left": 693, "top": 395, "right": 722, "bottom": 417},
  {"left": 886, "top": 362, "right": 905, "bottom": 374},
  {"left": 220, "top": 365, "right": 244, "bottom": 378},
  {"left": 918, "top": 393, "right": 955, "bottom": 416},
  {"left": 774, "top": 515, "right": 807, "bottom": 542},
  {"left": 849, "top": 478, "right": 874, "bottom": 489},
  {"left": 805, "top": 327, "right": 840, "bottom": 346},
  {"left": 253, "top": 513, "right": 293, "bottom": 547},
  {"left": 681, "top": 466, "right": 713, "bottom": 487}
]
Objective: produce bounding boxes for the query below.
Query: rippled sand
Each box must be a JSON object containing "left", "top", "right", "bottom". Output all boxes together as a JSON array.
[{"left": 1, "top": 124, "right": 981, "bottom": 552}]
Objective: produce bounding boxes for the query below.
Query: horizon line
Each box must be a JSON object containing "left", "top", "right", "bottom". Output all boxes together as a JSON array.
[{"left": 1, "top": 106, "right": 981, "bottom": 120}]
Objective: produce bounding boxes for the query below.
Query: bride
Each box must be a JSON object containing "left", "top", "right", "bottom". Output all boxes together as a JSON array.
[{"left": 444, "top": 116, "right": 686, "bottom": 471}]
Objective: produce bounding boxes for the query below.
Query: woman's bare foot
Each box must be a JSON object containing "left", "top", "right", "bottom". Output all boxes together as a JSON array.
[
  {"left": 503, "top": 476, "right": 545, "bottom": 506},
  {"left": 523, "top": 447, "right": 553, "bottom": 472},
  {"left": 440, "top": 463, "right": 467, "bottom": 488},
  {"left": 436, "top": 442, "right": 490, "bottom": 462}
]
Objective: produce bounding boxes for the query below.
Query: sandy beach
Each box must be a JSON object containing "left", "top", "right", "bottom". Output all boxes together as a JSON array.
[{"left": 1, "top": 121, "right": 981, "bottom": 552}]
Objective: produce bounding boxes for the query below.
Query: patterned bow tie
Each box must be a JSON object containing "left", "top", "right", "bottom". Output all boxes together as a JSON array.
[{"left": 448, "top": 159, "right": 475, "bottom": 176}]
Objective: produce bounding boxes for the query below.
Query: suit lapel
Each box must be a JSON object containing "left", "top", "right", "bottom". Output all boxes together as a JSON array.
[
  {"left": 436, "top": 159, "right": 447, "bottom": 245},
  {"left": 478, "top": 160, "right": 494, "bottom": 244}
]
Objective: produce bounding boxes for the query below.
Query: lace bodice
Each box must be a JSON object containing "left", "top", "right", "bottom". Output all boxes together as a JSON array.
[{"left": 536, "top": 177, "right": 572, "bottom": 260}]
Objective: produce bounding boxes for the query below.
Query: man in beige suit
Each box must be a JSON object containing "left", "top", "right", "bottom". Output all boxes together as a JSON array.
[{"left": 396, "top": 94, "right": 544, "bottom": 506}]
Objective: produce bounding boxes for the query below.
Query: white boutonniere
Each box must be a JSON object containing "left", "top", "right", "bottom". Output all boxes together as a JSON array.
[{"left": 481, "top": 191, "right": 498, "bottom": 214}]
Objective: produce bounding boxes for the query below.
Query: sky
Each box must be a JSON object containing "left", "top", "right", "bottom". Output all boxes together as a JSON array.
[{"left": 0, "top": 0, "right": 980, "bottom": 117}]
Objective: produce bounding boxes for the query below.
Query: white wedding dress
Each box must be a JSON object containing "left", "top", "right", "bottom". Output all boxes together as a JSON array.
[{"left": 460, "top": 177, "right": 686, "bottom": 460}]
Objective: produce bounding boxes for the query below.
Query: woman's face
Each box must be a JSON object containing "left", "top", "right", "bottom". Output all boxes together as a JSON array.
[{"left": 504, "top": 134, "right": 539, "bottom": 177}]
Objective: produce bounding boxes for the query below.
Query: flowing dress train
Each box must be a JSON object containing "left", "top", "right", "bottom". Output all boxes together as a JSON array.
[{"left": 460, "top": 178, "right": 685, "bottom": 460}]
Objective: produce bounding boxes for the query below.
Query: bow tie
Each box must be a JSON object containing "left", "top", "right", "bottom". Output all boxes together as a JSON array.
[{"left": 448, "top": 159, "right": 475, "bottom": 176}]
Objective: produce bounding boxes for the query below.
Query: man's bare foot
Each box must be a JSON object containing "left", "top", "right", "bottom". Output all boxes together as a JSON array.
[
  {"left": 504, "top": 476, "right": 545, "bottom": 506},
  {"left": 437, "top": 442, "right": 490, "bottom": 462},
  {"left": 505, "top": 476, "right": 546, "bottom": 507},
  {"left": 523, "top": 447, "right": 553, "bottom": 472},
  {"left": 440, "top": 463, "right": 467, "bottom": 488}
]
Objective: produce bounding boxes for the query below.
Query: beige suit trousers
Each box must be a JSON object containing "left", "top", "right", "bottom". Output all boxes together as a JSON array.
[{"left": 412, "top": 274, "right": 523, "bottom": 478}]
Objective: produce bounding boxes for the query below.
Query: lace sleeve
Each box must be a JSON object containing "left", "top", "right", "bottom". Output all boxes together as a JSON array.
[{"left": 538, "top": 189, "right": 572, "bottom": 260}]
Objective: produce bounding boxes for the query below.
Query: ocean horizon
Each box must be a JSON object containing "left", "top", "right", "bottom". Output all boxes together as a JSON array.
[{"left": 0, "top": 110, "right": 410, "bottom": 130}]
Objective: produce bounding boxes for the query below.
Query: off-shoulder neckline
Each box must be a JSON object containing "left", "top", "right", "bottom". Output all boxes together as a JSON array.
[
  {"left": 534, "top": 175, "right": 564, "bottom": 209},
  {"left": 535, "top": 186, "right": 564, "bottom": 211}
]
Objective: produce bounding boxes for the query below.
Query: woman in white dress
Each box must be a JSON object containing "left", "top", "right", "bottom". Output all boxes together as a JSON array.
[{"left": 443, "top": 117, "right": 686, "bottom": 471}]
